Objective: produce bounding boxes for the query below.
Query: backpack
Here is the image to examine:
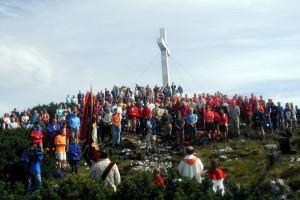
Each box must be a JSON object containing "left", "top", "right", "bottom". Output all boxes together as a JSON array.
[{"left": 53, "top": 168, "right": 67, "bottom": 179}]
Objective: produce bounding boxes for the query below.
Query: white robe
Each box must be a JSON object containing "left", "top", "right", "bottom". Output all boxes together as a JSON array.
[
  {"left": 178, "top": 154, "right": 204, "bottom": 183},
  {"left": 212, "top": 179, "right": 225, "bottom": 195}
]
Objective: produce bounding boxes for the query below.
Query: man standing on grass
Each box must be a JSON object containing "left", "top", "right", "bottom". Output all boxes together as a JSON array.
[
  {"left": 69, "top": 111, "right": 80, "bottom": 139},
  {"left": 54, "top": 129, "right": 67, "bottom": 170},
  {"left": 89, "top": 149, "right": 121, "bottom": 191},
  {"left": 178, "top": 146, "right": 204, "bottom": 183},
  {"left": 228, "top": 101, "right": 240, "bottom": 138}
]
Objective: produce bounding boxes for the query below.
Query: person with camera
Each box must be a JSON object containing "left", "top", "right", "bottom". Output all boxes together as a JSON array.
[{"left": 20, "top": 142, "right": 43, "bottom": 194}]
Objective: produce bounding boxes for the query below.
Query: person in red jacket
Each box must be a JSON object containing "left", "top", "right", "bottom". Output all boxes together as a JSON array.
[
  {"left": 31, "top": 121, "right": 44, "bottom": 151},
  {"left": 140, "top": 104, "right": 152, "bottom": 136},
  {"left": 152, "top": 167, "right": 165, "bottom": 187},
  {"left": 206, "top": 159, "right": 225, "bottom": 195},
  {"left": 126, "top": 100, "right": 139, "bottom": 136},
  {"left": 174, "top": 100, "right": 189, "bottom": 118}
]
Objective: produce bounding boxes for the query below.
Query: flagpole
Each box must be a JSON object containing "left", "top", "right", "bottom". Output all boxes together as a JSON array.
[{"left": 90, "top": 79, "right": 93, "bottom": 123}]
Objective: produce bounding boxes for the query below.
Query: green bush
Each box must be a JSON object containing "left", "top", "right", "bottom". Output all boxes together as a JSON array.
[
  {"left": 0, "top": 128, "right": 30, "bottom": 183},
  {"left": 115, "top": 171, "right": 166, "bottom": 200}
]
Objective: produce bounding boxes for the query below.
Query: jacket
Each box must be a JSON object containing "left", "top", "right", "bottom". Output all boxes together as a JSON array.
[
  {"left": 20, "top": 148, "right": 43, "bottom": 175},
  {"left": 68, "top": 143, "right": 81, "bottom": 161},
  {"left": 31, "top": 126, "right": 44, "bottom": 143}
]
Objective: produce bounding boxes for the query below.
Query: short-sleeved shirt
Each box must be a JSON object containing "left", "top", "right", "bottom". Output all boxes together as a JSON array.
[{"left": 55, "top": 134, "right": 66, "bottom": 152}]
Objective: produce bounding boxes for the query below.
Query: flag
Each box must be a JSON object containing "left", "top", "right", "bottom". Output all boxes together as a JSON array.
[{"left": 78, "top": 85, "right": 99, "bottom": 166}]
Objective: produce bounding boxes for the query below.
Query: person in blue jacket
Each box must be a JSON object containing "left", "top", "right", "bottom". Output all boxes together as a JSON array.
[
  {"left": 47, "top": 118, "right": 61, "bottom": 152},
  {"left": 20, "top": 142, "right": 43, "bottom": 194},
  {"left": 68, "top": 138, "right": 81, "bottom": 174}
]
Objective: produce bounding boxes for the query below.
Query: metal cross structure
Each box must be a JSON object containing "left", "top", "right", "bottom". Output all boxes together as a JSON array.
[{"left": 157, "top": 28, "right": 170, "bottom": 87}]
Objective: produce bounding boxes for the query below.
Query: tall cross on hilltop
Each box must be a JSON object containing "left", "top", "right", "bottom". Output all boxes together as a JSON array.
[{"left": 157, "top": 28, "right": 171, "bottom": 87}]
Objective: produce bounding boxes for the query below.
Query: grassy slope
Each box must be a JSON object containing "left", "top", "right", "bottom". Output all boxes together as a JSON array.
[{"left": 66, "top": 128, "right": 300, "bottom": 199}]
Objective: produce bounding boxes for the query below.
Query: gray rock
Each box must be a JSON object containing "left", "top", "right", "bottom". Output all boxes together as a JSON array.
[
  {"left": 277, "top": 195, "right": 287, "bottom": 200},
  {"left": 121, "top": 148, "right": 132, "bottom": 153},
  {"left": 276, "top": 179, "right": 285, "bottom": 188},
  {"left": 264, "top": 144, "right": 278, "bottom": 151},
  {"left": 219, "top": 155, "right": 228, "bottom": 161},
  {"left": 270, "top": 181, "right": 282, "bottom": 195}
]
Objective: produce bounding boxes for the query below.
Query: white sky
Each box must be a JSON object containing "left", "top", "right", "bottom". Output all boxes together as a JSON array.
[{"left": 1, "top": 0, "right": 300, "bottom": 114}]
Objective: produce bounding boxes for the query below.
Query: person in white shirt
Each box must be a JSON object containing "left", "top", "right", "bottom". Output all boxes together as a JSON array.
[
  {"left": 8, "top": 117, "right": 20, "bottom": 129},
  {"left": 89, "top": 149, "right": 121, "bottom": 191},
  {"left": 2, "top": 113, "right": 11, "bottom": 130},
  {"left": 178, "top": 146, "right": 204, "bottom": 183}
]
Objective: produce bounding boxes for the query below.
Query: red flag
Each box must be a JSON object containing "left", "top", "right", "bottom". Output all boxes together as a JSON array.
[
  {"left": 79, "top": 87, "right": 99, "bottom": 165},
  {"left": 78, "top": 92, "right": 91, "bottom": 140}
]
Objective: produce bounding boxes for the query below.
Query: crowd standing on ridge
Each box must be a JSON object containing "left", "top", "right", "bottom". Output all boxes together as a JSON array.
[{"left": 1, "top": 83, "right": 300, "bottom": 194}]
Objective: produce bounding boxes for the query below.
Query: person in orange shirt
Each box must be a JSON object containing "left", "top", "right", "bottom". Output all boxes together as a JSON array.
[
  {"left": 61, "top": 123, "right": 71, "bottom": 151},
  {"left": 54, "top": 129, "right": 67, "bottom": 170},
  {"left": 111, "top": 108, "right": 121, "bottom": 147}
]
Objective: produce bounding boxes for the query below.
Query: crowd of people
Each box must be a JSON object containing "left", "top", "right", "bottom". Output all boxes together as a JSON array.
[{"left": 2, "top": 83, "right": 300, "bottom": 194}]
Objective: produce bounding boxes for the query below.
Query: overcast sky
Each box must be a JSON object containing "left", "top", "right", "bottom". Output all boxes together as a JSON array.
[{"left": 1, "top": 0, "right": 300, "bottom": 114}]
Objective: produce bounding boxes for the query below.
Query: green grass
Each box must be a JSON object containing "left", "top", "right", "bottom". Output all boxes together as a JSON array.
[{"left": 61, "top": 128, "right": 300, "bottom": 199}]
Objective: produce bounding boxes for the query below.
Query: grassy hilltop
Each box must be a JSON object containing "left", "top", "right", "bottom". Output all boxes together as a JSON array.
[{"left": 0, "top": 102, "right": 300, "bottom": 199}]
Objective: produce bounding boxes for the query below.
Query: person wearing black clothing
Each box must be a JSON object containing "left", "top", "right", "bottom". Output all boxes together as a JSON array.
[
  {"left": 264, "top": 103, "right": 273, "bottom": 133},
  {"left": 252, "top": 104, "right": 265, "bottom": 140},
  {"left": 270, "top": 102, "right": 278, "bottom": 131}
]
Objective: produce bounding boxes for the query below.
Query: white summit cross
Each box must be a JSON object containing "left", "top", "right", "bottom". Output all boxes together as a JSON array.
[{"left": 157, "top": 28, "right": 171, "bottom": 87}]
